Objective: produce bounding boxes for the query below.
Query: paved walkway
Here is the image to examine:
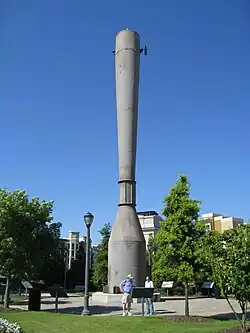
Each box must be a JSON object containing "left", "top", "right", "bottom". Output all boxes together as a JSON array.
[{"left": 10, "top": 296, "right": 242, "bottom": 318}]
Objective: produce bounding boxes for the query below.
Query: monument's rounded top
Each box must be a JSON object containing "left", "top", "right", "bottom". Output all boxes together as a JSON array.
[
  {"left": 115, "top": 29, "right": 140, "bottom": 50},
  {"left": 116, "top": 29, "right": 140, "bottom": 37}
]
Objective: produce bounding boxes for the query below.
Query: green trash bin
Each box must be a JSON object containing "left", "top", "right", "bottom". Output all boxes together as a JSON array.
[{"left": 28, "top": 289, "right": 41, "bottom": 311}]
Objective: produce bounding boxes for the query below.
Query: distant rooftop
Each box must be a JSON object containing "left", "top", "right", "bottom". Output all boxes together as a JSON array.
[{"left": 137, "top": 211, "right": 159, "bottom": 216}]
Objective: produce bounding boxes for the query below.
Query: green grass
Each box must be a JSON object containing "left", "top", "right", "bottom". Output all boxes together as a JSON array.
[{"left": 0, "top": 311, "right": 240, "bottom": 333}]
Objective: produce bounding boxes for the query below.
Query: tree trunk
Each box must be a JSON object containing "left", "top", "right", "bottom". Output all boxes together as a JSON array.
[
  {"left": 18, "top": 282, "right": 22, "bottom": 296},
  {"left": 241, "top": 312, "right": 246, "bottom": 333},
  {"left": 4, "top": 276, "right": 10, "bottom": 309},
  {"left": 226, "top": 296, "right": 241, "bottom": 322},
  {"left": 241, "top": 302, "right": 247, "bottom": 333},
  {"left": 184, "top": 283, "right": 189, "bottom": 317}
]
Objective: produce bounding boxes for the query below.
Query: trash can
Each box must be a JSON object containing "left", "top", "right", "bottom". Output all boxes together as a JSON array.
[
  {"left": 153, "top": 293, "right": 161, "bottom": 302},
  {"left": 113, "top": 286, "right": 121, "bottom": 294},
  {"left": 28, "top": 289, "right": 41, "bottom": 311},
  {"left": 214, "top": 286, "right": 222, "bottom": 299}
]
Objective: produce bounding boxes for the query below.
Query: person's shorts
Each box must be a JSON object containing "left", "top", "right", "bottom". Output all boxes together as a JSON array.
[{"left": 122, "top": 292, "right": 133, "bottom": 304}]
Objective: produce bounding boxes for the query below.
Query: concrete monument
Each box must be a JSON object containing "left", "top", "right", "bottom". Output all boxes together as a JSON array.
[{"left": 108, "top": 29, "right": 147, "bottom": 292}]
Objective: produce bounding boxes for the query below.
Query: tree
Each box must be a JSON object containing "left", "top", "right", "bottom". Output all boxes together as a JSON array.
[
  {"left": 152, "top": 175, "right": 205, "bottom": 316},
  {"left": 92, "top": 223, "right": 111, "bottom": 291},
  {"left": 198, "top": 225, "right": 250, "bottom": 333},
  {"left": 0, "top": 189, "right": 61, "bottom": 308},
  {"left": 67, "top": 240, "right": 86, "bottom": 288},
  {"left": 37, "top": 235, "right": 65, "bottom": 287}
]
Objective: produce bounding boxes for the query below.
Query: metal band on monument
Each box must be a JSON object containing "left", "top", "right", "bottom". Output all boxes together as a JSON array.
[{"left": 118, "top": 180, "right": 136, "bottom": 207}]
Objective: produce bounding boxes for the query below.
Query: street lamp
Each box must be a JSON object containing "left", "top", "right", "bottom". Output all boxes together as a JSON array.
[
  {"left": 81, "top": 212, "right": 94, "bottom": 316},
  {"left": 147, "top": 243, "right": 152, "bottom": 279}
]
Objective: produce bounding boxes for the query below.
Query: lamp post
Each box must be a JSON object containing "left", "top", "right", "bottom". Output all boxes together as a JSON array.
[
  {"left": 147, "top": 243, "right": 152, "bottom": 279},
  {"left": 81, "top": 212, "right": 94, "bottom": 316}
]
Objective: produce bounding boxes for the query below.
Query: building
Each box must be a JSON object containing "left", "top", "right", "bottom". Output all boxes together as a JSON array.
[
  {"left": 202, "top": 213, "right": 244, "bottom": 233},
  {"left": 137, "top": 211, "right": 162, "bottom": 246},
  {"left": 61, "top": 232, "right": 98, "bottom": 269},
  {"left": 61, "top": 232, "right": 86, "bottom": 269}
]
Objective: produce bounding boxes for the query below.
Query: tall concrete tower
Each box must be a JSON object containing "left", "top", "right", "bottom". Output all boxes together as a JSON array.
[{"left": 108, "top": 29, "right": 146, "bottom": 292}]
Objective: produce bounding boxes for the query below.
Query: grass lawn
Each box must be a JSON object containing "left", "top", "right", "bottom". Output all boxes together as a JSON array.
[{"left": 0, "top": 311, "right": 241, "bottom": 333}]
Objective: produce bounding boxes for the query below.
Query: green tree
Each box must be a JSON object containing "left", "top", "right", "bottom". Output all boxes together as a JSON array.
[
  {"left": 67, "top": 240, "right": 86, "bottom": 288},
  {"left": 37, "top": 231, "right": 65, "bottom": 287},
  {"left": 92, "top": 223, "right": 111, "bottom": 291},
  {"left": 198, "top": 225, "right": 250, "bottom": 333},
  {"left": 0, "top": 189, "right": 61, "bottom": 308},
  {"left": 152, "top": 175, "right": 205, "bottom": 316}
]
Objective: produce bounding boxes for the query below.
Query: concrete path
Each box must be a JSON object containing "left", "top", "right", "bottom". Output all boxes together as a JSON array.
[{"left": 10, "top": 296, "right": 242, "bottom": 318}]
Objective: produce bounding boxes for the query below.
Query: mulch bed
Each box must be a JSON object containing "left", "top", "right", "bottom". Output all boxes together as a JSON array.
[
  {"left": 0, "top": 307, "right": 23, "bottom": 313},
  {"left": 163, "top": 317, "right": 249, "bottom": 332},
  {"left": 162, "top": 315, "right": 212, "bottom": 323},
  {"left": 217, "top": 328, "right": 250, "bottom": 333}
]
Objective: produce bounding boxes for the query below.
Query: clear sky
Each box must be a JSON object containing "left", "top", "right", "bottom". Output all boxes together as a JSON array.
[{"left": 1, "top": 0, "right": 250, "bottom": 243}]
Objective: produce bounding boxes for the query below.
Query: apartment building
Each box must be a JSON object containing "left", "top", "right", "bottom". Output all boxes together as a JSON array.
[
  {"left": 202, "top": 213, "right": 244, "bottom": 233},
  {"left": 137, "top": 211, "right": 162, "bottom": 246},
  {"left": 61, "top": 232, "right": 99, "bottom": 269},
  {"left": 61, "top": 232, "right": 86, "bottom": 269}
]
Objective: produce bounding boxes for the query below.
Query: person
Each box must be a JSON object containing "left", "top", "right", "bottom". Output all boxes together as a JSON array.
[
  {"left": 120, "top": 274, "right": 134, "bottom": 316},
  {"left": 145, "top": 276, "right": 154, "bottom": 315}
]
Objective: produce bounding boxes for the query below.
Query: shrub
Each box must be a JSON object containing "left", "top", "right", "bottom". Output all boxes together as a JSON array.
[{"left": 0, "top": 318, "right": 23, "bottom": 333}]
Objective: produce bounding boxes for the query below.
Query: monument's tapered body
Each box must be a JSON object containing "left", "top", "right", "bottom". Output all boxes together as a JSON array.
[{"left": 108, "top": 29, "right": 146, "bottom": 292}]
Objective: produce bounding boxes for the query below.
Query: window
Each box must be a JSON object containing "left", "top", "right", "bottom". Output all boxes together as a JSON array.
[{"left": 205, "top": 223, "right": 211, "bottom": 232}]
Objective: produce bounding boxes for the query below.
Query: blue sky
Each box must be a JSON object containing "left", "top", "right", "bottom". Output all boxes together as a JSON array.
[{"left": 1, "top": 0, "right": 250, "bottom": 243}]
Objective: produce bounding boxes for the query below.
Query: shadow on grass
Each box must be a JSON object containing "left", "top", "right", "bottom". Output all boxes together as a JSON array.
[
  {"left": 210, "top": 312, "right": 250, "bottom": 321},
  {"left": 161, "top": 295, "right": 210, "bottom": 301},
  {"left": 44, "top": 305, "right": 123, "bottom": 315},
  {"left": 154, "top": 310, "right": 176, "bottom": 315},
  {"left": 10, "top": 299, "right": 71, "bottom": 306},
  {"left": 43, "top": 305, "right": 177, "bottom": 316}
]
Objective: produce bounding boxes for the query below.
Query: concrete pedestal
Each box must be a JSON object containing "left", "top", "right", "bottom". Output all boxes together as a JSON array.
[
  {"left": 91, "top": 292, "right": 141, "bottom": 304},
  {"left": 91, "top": 292, "right": 122, "bottom": 304}
]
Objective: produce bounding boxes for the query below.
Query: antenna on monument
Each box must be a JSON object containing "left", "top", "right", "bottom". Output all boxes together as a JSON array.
[{"left": 140, "top": 44, "right": 148, "bottom": 56}]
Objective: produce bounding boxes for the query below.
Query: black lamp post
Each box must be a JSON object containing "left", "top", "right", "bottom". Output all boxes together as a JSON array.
[
  {"left": 81, "top": 212, "right": 94, "bottom": 316},
  {"left": 147, "top": 243, "right": 152, "bottom": 279}
]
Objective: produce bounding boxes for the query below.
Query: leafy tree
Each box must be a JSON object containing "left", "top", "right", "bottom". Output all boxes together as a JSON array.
[
  {"left": 92, "top": 223, "right": 111, "bottom": 291},
  {"left": 152, "top": 175, "right": 205, "bottom": 316},
  {"left": 67, "top": 240, "right": 86, "bottom": 288},
  {"left": 146, "top": 234, "right": 155, "bottom": 277},
  {"left": 198, "top": 225, "right": 250, "bottom": 333},
  {"left": 37, "top": 235, "right": 65, "bottom": 287},
  {"left": 0, "top": 189, "right": 61, "bottom": 308}
]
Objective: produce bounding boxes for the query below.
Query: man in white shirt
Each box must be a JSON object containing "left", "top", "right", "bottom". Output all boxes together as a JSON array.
[{"left": 145, "top": 276, "right": 154, "bottom": 315}]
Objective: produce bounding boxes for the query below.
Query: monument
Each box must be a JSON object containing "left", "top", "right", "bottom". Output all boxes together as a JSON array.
[{"left": 108, "top": 29, "right": 147, "bottom": 292}]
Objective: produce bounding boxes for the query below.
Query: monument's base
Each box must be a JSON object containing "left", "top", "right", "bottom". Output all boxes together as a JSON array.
[
  {"left": 91, "top": 292, "right": 141, "bottom": 304},
  {"left": 91, "top": 292, "right": 122, "bottom": 304}
]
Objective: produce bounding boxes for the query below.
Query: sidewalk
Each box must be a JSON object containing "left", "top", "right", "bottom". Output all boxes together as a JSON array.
[{"left": 10, "top": 296, "right": 242, "bottom": 318}]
